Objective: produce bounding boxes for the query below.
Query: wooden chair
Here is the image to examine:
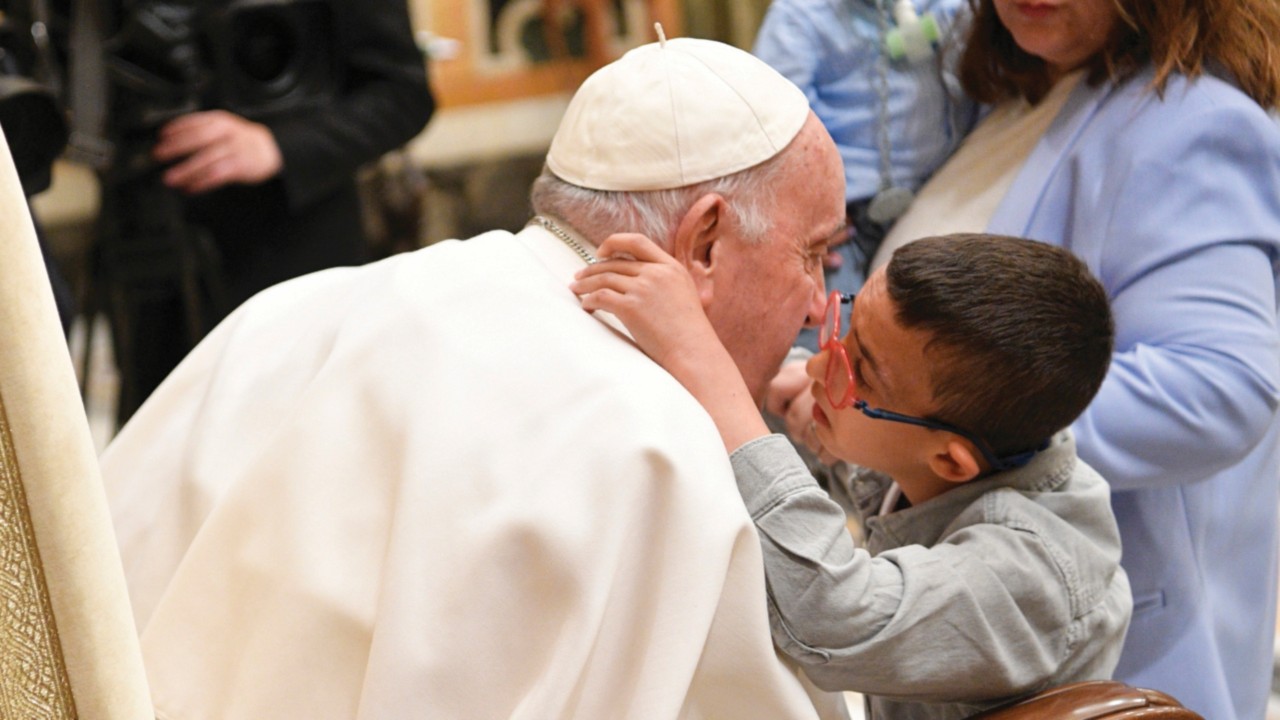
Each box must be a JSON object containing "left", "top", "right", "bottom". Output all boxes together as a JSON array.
[
  {"left": 0, "top": 126, "right": 152, "bottom": 718},
  {"left": 968, "top": 680, "right": 1204, "bottom": 719}
]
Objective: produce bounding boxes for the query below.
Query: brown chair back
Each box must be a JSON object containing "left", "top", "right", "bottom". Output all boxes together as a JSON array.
[{"left": 968, "top": 680, "right": 1204, "bottom": 719}]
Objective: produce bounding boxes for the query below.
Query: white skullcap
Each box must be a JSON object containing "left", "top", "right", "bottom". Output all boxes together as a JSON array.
[{"left": 546, "top": 34, "right": 811, "bottom": 191}]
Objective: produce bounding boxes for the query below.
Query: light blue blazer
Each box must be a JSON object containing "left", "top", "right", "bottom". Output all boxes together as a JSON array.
[{"left": 990, "top": 67, "right": 1280, "bottom": 720}]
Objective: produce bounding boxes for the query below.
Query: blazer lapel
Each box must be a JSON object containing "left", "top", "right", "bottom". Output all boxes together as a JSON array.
[{"left": 988, "top": 78, "right": 1115, "bottom": 237}]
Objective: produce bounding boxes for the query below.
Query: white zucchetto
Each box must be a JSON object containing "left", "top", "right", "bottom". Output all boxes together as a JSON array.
[{"left": 547, "top": 33, "right": 811, "bottom": 192}]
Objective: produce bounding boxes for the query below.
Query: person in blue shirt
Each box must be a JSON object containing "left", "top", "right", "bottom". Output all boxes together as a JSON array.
[{"left": 753, "top": 0, "right": 977, "bottom": 351}]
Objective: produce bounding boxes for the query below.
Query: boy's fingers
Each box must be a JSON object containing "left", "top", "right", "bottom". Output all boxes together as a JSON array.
[
  {"left": 597, "top": 232, "right": 673, "bottom": 263},
  {"left": 578, "top": 287, "right": 628, "bottom": 313},
  {"left": 574, "top": 258, "right": 645, "bottom": 280},
  {"left": 580, "top": 287, "right": 651, "bottom": 317},
  {"left": 569, "top": 270, "right": 638, "bottom": 296}
]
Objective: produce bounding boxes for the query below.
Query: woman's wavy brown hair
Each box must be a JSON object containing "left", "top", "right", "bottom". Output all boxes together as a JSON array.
[{"left": 958, "top": 0, "right": 1280, "bottom": 108}]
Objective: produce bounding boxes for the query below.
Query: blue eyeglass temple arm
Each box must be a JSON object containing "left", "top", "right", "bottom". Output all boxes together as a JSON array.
[{"left": 855, "top": 401, "right": 1048, "bottom": 472}]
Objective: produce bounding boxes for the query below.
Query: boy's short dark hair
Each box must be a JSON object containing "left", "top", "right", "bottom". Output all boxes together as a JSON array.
[{"left": 885, "top": 234, "right": 1114, "bottom": 458}]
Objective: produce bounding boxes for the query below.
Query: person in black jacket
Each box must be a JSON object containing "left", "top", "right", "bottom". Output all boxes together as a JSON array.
[{"left": 110, "top": 0, "right": 434, "bottom": 422}]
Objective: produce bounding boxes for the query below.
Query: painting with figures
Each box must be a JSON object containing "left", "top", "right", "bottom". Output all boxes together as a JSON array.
[{"left": 417, "top": 0, "right": 680, "bottom": 107}]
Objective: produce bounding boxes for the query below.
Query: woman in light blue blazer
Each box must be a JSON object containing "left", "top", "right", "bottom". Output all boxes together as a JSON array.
[
  {"left": 988, "top": 42, "right": 1280, "bottom": 720},
  {"left": 856, "top": 1, "right": 1280, "bottom": 717}
]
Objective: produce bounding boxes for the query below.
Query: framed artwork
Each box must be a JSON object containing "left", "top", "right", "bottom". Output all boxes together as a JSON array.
[{"left": 417, "top": 0, "right": 682, "bottom": 107}]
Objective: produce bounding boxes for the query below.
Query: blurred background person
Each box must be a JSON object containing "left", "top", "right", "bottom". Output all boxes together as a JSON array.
[{"left": 95, "top": 0, "right": 434, "bottom": 423}]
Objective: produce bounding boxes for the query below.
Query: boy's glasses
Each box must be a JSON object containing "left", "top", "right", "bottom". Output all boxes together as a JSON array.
[{"left": 817, "top": 291, "right": 1041, "bottom": 472}]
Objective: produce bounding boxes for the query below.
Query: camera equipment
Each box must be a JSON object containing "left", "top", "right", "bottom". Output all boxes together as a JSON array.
[
  {"left": 103, "top": 0, "right": 205, "bottom": 135},
  {"left": 93, "top": 0, "right": 340, "bottom": 421},
  {"left": 105, "top": 0, "right": 338, "bottom": 139},
  {"left": 206, "top": 0, "right": 338, "bottom": 119}
]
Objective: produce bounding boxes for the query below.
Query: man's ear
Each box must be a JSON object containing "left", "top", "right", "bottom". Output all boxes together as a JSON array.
[
  {"left": 671, "top": 193, "right": 728, "bottom": 304},
  {"left": 927, "top": 438, "right": 983, "bottom": 484}
]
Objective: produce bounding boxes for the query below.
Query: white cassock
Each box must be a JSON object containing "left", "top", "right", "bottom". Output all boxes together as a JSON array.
[{"left": 101, "top": 225, "right": 849, "bottom": 720}]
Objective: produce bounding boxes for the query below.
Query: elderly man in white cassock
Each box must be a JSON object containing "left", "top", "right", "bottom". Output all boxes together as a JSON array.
[{"left": 101, "top": 29, "right": 850, "bottom": 720}]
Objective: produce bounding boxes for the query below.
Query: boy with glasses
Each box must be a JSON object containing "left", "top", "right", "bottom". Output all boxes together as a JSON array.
[{"left": 571, "top": 231, "right": 1131, "bottom": 718}]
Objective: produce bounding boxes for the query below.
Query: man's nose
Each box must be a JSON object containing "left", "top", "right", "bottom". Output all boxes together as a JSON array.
[{"left": 803, "top": 280, "right": 827, "bottom": 329}]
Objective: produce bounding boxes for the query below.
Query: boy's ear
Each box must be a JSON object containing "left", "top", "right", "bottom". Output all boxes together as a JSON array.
[
  {"left": 671, "top": 193, "right": 727, "bottom": 304},
  {"left": 928, "top": 438, "right": 984, "bottom": 484}
]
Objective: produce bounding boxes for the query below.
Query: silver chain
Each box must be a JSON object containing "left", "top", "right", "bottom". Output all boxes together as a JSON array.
[{"left": 533, "top": 215, "right": 597, "bottom": 265}]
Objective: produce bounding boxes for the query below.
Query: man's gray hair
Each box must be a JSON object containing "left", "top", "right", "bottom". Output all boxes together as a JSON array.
[{"left": 528, "top": 148, "right": 790, "bottom": 249}]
